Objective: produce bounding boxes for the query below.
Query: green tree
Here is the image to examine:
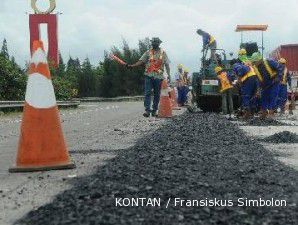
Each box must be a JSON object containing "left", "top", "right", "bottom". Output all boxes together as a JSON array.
[
  {"left": 0, "top": 39, "right": 9, "bottom": 60},
  {"left": 100, "top": 38, "right": 148, "bottom": 97},
  {"left": 66, "top": 57, "right": 81, "bottom": 88},
  {"left": 47, "top": 53, "right": 76, "bottom": 100},
  {"left": 0, "top": 54, "right": 26, "bottom": 100},
  {"left": 57, "top": 52, "right": 66, "bottom": 77},
  {"left": 79, "top": 57, "right": 97, "bottom": 97}
]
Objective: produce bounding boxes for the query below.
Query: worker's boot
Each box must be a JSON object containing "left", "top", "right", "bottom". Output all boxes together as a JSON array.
[
  {"left": 268, "top": 110, "right": 275, "bottom": 119},
  {"left": 151, "top": 111, "right": 158, "bottom": 117},
  {"left": 243, "top": 110, "right": 252, "bottom": 120},
  {"left": 260, "top": 110, "right": 268, "bottom": 119},
  {"left": 279, "top": 107, "right": 285, "bottom": 116},
  {"left": 143, "top": 111, "right": 150, "bottom": 118}
]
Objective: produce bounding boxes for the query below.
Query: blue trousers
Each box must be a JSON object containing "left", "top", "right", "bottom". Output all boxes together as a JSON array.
[
  {"left": 241, "top": 76, "right": 258, "bottom": 111},
  {"left": 261, "top": 82, "right": 279, "bottom": 110},
  {"left": 177, "top": 86, "right": 189, "bottom": 105},
  {"left": 277, "top": 84, "right": 288, "bottom": 110},
  {"left": 144, "top": 76, "right": 162, "bottom": 112}
]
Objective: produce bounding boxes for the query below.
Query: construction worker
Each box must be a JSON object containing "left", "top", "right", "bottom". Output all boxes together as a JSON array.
[
  {"left": 233, "top": 63, "right": 259, "bottom": 119},
  {"left": 214, "top": 66, "right": 234, "bottom": 115},
  {"left": 175, "top": 64, "right": 184, "bottom": 106},
  {"left": 177, "top": 68, "right": 190, "bottom": 106},
  {"left": 196, "top": 29, "right": 217, "bottom": 62},
  {"left": 277, "top": 58, "right": 292, "bottom": 114},
  {"left": 175, "top": 64, "right": 184, "bottom": 85},
  {"left": 127, "top": 37, "right": 171, "bottom": 117},
  {"left": 238, "top": 49, "right": 249, "bottom": 63},
  {"left": 250, "top": 52, "right": 283, "bottom": 118}
]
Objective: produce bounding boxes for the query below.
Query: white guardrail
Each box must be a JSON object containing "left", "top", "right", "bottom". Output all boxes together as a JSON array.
[{"left": 0, "top": 100, "right": 80, "bottom": 110}]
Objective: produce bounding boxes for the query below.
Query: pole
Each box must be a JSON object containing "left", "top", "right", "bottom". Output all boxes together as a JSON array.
[{"left": 261, "top": 31, "right": 264, "bottom": 57}]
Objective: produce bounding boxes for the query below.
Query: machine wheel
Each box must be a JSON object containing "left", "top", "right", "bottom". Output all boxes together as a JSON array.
[{"left": 196, "top": 95, "right": 221, "bottom": 112}]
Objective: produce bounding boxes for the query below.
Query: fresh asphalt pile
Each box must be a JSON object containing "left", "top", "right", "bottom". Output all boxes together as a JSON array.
[
  {"left": 262, "top": 131, "right": 298, "bottom": 144},
  {"left": 17, "top": 113, "right": 298, "bottom": 225}
]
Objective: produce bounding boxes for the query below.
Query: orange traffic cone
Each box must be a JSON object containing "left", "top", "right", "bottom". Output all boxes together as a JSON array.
[
  {"left": 169, "top": 88, "right": 180, "bottom": 110},
  {"left": 158, "top": 80, "right": 173, "bottom": 118},
  {"left": 9, "top": 40, "right": 75, "bottom": 172}
]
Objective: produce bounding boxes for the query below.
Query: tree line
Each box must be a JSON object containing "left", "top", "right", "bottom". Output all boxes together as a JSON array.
[{"left": 0, "top": 38, "right": 150, "bottom": 100}]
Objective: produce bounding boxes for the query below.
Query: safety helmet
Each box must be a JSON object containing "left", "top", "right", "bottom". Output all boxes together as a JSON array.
[
  {"left": 214, "top": 66, "right": 223, "bottom": 74},
  {"left": 278, "top": 58, "right": 287, "bottom": 64},
  {"left": 177, "top": 64, "right": 183, "bottom": 69},
  {"left": 250, "top": 52, "right": 262, "bottom": 62},
  {"left": 238, "top": 48, "right": 247, "bottom": 56},
  {"left": 196, "top": 29, "right": 203, "bottom": 35},
  {"left": 233, "top": 63, "right": 242, "bottom": 74},
  {"left": 184, "top": 68, "right": 189, "bottom": 73},
  {"left": 150, "top": 37, "right": 162, "bottom": 44}
]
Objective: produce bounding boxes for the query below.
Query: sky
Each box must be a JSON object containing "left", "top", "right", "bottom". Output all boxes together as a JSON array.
[{"left": 0, "top": 0, "right": 298, "bottom": 75}]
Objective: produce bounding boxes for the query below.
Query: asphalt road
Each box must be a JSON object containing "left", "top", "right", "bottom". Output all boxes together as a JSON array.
[
  {"left": 0, "top": 102, "right": 297, "bottom": 224},
  {"left": 0, "top": 102, "right": 181, "bottom": 225}
]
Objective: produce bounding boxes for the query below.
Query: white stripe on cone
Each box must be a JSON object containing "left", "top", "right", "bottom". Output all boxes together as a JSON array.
[
  {"left": 31, "top": 48, "right": 48, "bottom": 65},
  {"left": 161, "top": 89, "right": 170, "bottom": 97},
  {"left": 25, "top": 73, "right": 56, "bottom": 108}
]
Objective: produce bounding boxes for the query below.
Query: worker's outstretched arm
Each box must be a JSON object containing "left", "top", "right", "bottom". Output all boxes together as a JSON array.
[
  {"left": 127, "top": 50, "right": 148, "bottom": 68},
  {"left": 130, "top": 60, "right": 145, "bottom": 68}
]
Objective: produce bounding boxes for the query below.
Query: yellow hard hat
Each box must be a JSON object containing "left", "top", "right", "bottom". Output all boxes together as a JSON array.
[
  {"left": 278, "top": 58, "right": 287, "bottom": 64},
  {"left": 184, "top": 68, "right": 189, "bottom": 73},
  {"left": 177, "top": 64, "right": 183, "bottom": 69},
  {"left": 214, "top": 66, "right": 223, "bottom": 74},
  {"left": 238, "top": 48, "right": 247, "bottom": 56}
]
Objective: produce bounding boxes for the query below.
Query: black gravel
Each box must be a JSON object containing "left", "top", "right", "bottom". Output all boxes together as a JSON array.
[
  {"left": 261, "top": 131, "right": 298, "bottom": 144},
  {"left": 17, "top": 113, "right": 298, "bottom": 225}
]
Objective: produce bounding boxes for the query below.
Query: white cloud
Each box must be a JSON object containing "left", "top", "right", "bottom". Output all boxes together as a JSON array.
[{"left": 0, "top": 0, "right": 297, "bottom": 75}]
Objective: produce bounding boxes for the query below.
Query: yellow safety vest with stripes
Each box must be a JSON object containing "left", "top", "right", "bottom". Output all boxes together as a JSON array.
[
  {"left": 209, "top": 35, "right": 215, "bottom": 44},
  {"left": 281, "top": 67, "right": 288, "bottom": 85},
  {"left": 253, "top": 60, "right": 277, "bottom": 82},
  {"left": 179, "top": 74, "right": 189, "bottom": 86},
  {"left": 217, "top": 71, "right": 233, "bottom": 93},
  {"left": 240, "top": 66, "right": 256, "bottom": 82},
  {"left": 146, "top": 49, "right": 164, "bottom": 74}
]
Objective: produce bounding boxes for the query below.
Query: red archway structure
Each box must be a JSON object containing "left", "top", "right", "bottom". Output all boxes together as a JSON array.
[{"left": 29, "top": 13, "right": 58, "bottom": 68}]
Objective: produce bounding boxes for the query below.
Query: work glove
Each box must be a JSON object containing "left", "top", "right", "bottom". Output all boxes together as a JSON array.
[
  {"left": 273, "top": 77, "right": 280, "bottom": 83},
  {"left": 255, "top": 89, "right": 261, "bottom": 98}
]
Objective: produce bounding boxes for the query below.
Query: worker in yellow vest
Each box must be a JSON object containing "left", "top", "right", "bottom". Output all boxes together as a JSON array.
[
  {"left": 177, "top": 68, "right": 190, "bottom": 106},
  {"left": 215, "top": 66, "right": 234, "bottom": 115},
  {"left": 197, "top": 29, "right": 217, "bottom": 62},
  {"left": 233, "top": 63, "right": 259, "bottom": 119},
  {"left": 238, "top": 49, "right": 249, "bottom": 64},
  {"left": 251, "top": 52, "right": 283, "bottom": 118},
  {"left": 127, "top": 37, "right": 171, "bottom": 117},
  {"left": 277, "top": 58, "right": 292, "bottom": 114}
]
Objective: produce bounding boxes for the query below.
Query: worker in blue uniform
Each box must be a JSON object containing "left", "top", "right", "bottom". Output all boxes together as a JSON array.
[
  {"left": 277, "top": 58, "right": 292, "bottom": 114},
  {"left": 196, "top": 29, "right": 217, "bottom": 62},
  {"left": 233, "top": 63, "right": 259, "bottom": 119},
  {"left": 251, "top": 52, "right": 283, "bottom": 118}
]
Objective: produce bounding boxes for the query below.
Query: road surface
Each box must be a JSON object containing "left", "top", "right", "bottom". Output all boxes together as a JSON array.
[{"left": 0, "top": 101, "right": 297, "bottom": 224}]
